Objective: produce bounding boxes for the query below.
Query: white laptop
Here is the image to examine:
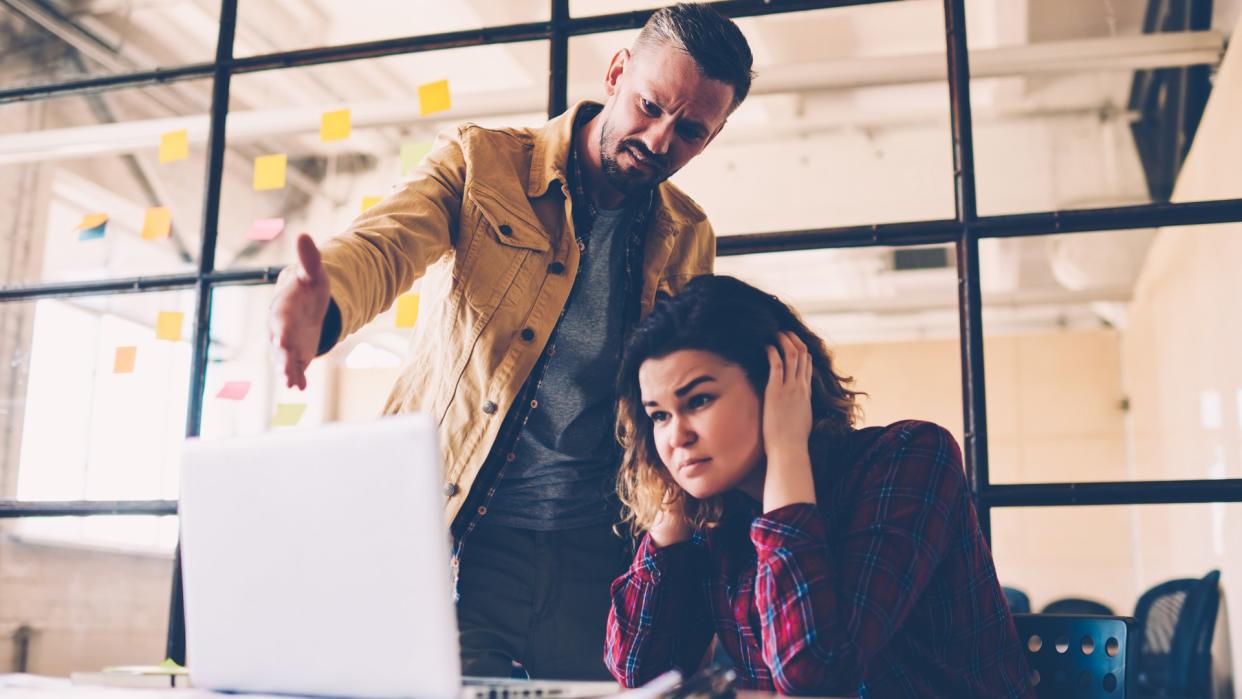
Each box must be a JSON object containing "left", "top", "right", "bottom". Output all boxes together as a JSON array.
[{"left": 179, "top": 414, "right": 620, "bottom": 699}]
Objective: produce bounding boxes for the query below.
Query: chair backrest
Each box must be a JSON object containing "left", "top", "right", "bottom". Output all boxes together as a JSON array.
[
  {"left": 1013, "top": 613, "right": 1135, "bottom": 698},
  {"left": 1133, "top": 569, "right": 1221, "bottom": 697},
  {"left": 1004, "top": 586, "right": 1032, "bottom": 614},
  {"left": 1044, "top": 598, "right": 1117, "bottom": 616}
]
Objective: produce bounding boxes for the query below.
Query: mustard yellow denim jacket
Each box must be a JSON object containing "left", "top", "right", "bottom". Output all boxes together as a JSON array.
[{"left": 316, "top": 101, "right": 716, "bottom": 528}]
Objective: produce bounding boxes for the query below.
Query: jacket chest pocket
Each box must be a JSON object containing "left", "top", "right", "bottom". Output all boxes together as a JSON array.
[{"left": 455, "top": 185, "right": 551, "bottom": 318}]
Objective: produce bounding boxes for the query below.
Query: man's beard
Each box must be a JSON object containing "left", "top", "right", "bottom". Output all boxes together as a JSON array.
[{"left": 599, "top": 119, "right": 671, "bottom": 195}]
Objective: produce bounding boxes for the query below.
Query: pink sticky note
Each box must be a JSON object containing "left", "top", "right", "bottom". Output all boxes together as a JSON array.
[
  {"left": 216, "top": 381, "right": 252, "bottom": 401},
  {"left": 247, "top": 218, "right": 285, "bottom": 241}
]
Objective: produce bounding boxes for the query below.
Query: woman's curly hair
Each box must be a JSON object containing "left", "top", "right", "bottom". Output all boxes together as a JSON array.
[{"left": 614, "top": 275, "right": 861, "bottom": 536}]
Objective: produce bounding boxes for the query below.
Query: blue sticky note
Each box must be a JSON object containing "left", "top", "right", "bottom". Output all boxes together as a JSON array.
[{"left": 78, "top": 222, "right": 107, "bottom": 241}]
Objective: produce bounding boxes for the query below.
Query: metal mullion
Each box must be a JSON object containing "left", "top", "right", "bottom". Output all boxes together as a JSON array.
[
  {"left": 0, "top": 268, "right": 284, "bottom": 302},
  {"left": 983, "top": 479, "right": 1242, "bottom": 508},
  {"left": 0, "top": 500, "right": 177, "bottom": 517},
  {"left": 0, "top": 63, "right": 217, "bottom": 105},
  {"left": 549, "top": 0, "right": 569, "bottom": 119},
  {"left": 942, "top": 0, "right": 992, "bottom": 540},
  {"left": 564, "top": 0, "right": 902, "bottom": 36},
  {"left": 975, "top": 197, "right": 1242, "bottom": 238}
]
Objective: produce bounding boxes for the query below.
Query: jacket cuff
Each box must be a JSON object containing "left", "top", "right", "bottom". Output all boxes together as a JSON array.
[
  {"left": 750, "top": 503, "right": 826, "bottom": 550},
  {"left": 315, "top": 298, "right": 342, "bottom": 357}
]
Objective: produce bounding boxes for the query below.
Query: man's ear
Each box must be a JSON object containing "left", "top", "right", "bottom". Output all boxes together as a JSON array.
[{"left": 604, "top": 48, "right": 631, "bottom": 96}]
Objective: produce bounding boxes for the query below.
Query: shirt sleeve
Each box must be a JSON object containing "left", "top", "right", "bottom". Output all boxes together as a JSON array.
[
  {"left": 605, "top": 532, "right": 714, "bottom": 687},
  {"left": 311, "top": 129, "right": 464, "bottom": 347},
  {"left": 749, "top": 422, "right": 966, "bottom": 695}
]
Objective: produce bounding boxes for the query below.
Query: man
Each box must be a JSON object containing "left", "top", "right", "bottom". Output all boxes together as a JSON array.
[{"left": 267, "top": 3, "right": 754, "bottom": 680}]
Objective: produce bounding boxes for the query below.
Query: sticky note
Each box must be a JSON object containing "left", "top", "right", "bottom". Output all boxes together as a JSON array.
[
  {"left": 320, "top": 109, "right": 351, "bottom": 142},
  {"left": 113, "top": 346, "right": 137, "bottom": 374},
  {"left": 141, "top": 207, "right": 172, "bottom": 240},
  {"left": 78, "top": 222, "right": 107, "bottom": 241},
  {"left": 271, "top": 403, "right": 307, "bottom": 427},
  {"left": 160, "top": 129, "right": 189, "bottom": 163},
  {"left": 400, "top": 142, "right": 432, "bottom": 176},
  {"left": 247, "top": 217, "right": 285, "bottom": 241},
  {"left": 253, "top": 154, "right": 287, "bottom": 191},
  {"left": 396, "top": 293, "right": 419, "bottom": 328},
  {"left": 216, "top": 381, "right": 251, "bottom": 401},
  {"left": 361, "top": 195, "right": 383, "bottom": 213},
  {"left": 418, "top": 80, "right": 451, "bottom": 116},
  {"left": 155, "top": 311, "right": 183, "bottom": 341}
]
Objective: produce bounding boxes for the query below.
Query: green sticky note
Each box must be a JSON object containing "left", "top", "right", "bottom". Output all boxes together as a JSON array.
[
  {"left": 271, "top": 403, "right": 307, "bottom": 427},
  {"left": 400, "top": 142, "right": 432, "bottom": 177}
]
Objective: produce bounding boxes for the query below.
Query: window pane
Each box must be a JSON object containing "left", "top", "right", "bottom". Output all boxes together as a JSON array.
[
  {"left": 0, "top": 516, "right": 175, "bottom": 676},
  {"left": 0, "top": 4, "right": 218, "bottom": 91},
  {"left": 569, "top": 3, "right": 956, "bottom": 235},
  {"left": 966, "top": 0, "right": 1237, "bottom": 215},
  {"left": 201, "top": 283, "right": 413, "bottom": 439},
  {"left": 718, "top": 246, "right": 964, "bottom": 442},
  {"left": 217, "top": 44, "right": 549, "bottom": 271},
  {"left": 982, "top": 223, "right": 1242, "bottom": 483},
  {"left": 0, "top": 80, "right": 213, "bottom": 285},
  {"left": 0, "top": 291, "right": 194, "bottom": 504},
  {"left": 234, "top": 1, "right": 549, "bottom": 57},
  {"left": 991, "top": 503, "right": 1241, "bottom": 690}
]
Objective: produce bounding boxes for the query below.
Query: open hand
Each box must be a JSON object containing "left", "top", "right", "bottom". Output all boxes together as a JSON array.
[{"left": 268, "top": 234, "right": 332, "bottom": 390}]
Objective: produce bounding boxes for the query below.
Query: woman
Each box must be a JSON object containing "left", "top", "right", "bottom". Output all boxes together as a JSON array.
[{"left": 605, "top": 276, "right": 1032, "bottom": 698}]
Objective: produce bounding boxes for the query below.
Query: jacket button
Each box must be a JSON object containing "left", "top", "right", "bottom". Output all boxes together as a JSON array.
[
  {"left": 443, "top": 483, "right": 459, "bottom": 497},
  {"left": 520, "top": 328, "right": 535, "bottom": 341},
  {"left": 547, "top": 261, "right": 565, "bottom": 275},
  {"left": 481, "top": 401, "right": 497, "bottom": 415},
  {"left": 498, "top": 224, "right": 512, "bottom": 236}
]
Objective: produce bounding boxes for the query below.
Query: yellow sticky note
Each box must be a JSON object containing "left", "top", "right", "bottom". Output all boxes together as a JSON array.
[
  {"left": 271, "top": 403, "right": 307, "bottom": 427},
  {"left": 159, "top": 130, "right": 189, "bottom": 163},
  {"left": 361, "top": 195, "right": 383, "bottom": 213},
  {"left": 320, "top": 109, "right": 351, "bottom": 142},
  {"left": 253, "top": 153, "right": 287, "bottom": 191},
  {"left": 142, "top": 207, "right": 172, "bottom": 240},
  {"left": 113, "top": 346, "right": 137, "bottom": 374},
  {"left": 418, "top": 80, "right": 451, "bottom": 116},
  {"left": 396, "top": 293, "right": 419, "bottom": 328},
  {"left": 155, "top": 311, "right": 183, "bottom": 341},
  {"left": 77, "top": 212, "right": 108, "bottom": 230}
]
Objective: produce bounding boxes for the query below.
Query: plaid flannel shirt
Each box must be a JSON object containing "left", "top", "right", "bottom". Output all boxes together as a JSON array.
[{"left": 605, "top": 420, "right": 1035, "bottom": 698}]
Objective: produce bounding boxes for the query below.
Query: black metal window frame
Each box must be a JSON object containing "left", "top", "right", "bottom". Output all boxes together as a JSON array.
[{"left": 2, "top": 0, "right": 1241, "bottom": 663}]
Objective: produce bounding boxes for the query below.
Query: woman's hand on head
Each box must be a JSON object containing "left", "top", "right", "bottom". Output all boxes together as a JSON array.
[
  {"left": 649, "top": 486, "right": 693, "bottom": 548},
  {"left": 761, "top": 331, "right": 817, "bottom": 512},
  {"left": 763, "top": 331, "right": 814, "bottom": 453}
]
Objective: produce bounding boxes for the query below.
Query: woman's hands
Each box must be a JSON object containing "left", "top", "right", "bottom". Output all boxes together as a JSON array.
[
  {"left": 761, "top": 331, "right": 817, "bottom": 513},
  {"left": 649, "top": 487, "right": 693, "bottom": 548}
]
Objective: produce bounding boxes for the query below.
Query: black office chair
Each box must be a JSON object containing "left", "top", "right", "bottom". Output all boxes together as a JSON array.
[
  {"left": 1045, "top": 598, "right": 1117, "bottom": 616},
  {"left": 1132, "top": 569, "right": 1227, "bottom": 699},
  {"left": 1004, "top": 586, "right": 1032, "bottom": 614},
  {"left": 1013, "top": 613, "right": 1136, "bottom": 697}
]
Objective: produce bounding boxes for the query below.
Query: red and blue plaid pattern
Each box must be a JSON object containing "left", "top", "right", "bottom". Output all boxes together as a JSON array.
[{"left": 606, "top": 421, "right": 1034, "bottom": 697}]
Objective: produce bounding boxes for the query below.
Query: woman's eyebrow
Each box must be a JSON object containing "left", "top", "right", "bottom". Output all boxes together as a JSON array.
[{"left": 642, "top": 375, "right": 716, "bottom": 407}]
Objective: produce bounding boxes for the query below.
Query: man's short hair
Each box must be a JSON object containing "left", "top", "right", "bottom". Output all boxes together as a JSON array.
[{"left": 633, "top": 3, "right": 756, "bottom": 111}]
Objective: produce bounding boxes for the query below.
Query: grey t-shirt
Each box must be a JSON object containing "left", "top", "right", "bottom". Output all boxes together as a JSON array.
[{"left": 484, "top": 201, "right": 634, "bottom": 530}]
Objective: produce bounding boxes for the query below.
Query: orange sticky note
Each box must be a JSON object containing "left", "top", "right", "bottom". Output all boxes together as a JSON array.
[
  {"left": 76, "top": 212, "right": 108, "bottom": 230},
  {"left": 271, "top": 403, "right": 307, "bottom": 427},
  {"left": 142, "top": 207, "right": 172, "bottom": 240},
  {"left": 320, "top": 109, "right": 351, "bottom": 142},
  {"left": 418, "top": 80, "right": 451, "bottom": 116},
  {"left": 253, "top": 154, "right": 287, "bottom": 191},
  {"left": 160, "top": 129, "right": 189, "bottom": 163},
  {"left": 361, "top": 195, "right": 383, "bottom": 213},
  {"left": 155, "top": 311, "right": 183, "bottom": 341},
  {"left": 216, "top": 381, "right": 251, "bottom": 401},
  {"left": 395, "top": 293, "right": 419, "bottom": 328},
  {"left": 113, "top": 346, "right": 137, "bottom": 374}
]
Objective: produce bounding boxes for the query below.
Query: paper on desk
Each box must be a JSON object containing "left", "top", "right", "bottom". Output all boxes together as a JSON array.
[{"left": 0, "top": 673, "right": 292, "bottom": 698}]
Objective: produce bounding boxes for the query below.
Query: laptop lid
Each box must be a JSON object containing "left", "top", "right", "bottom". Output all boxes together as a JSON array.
[{"left": 179, "top": 414, "right": 460, "bottom": 699}]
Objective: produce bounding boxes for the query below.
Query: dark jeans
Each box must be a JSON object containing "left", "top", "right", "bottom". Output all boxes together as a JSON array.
[{"left": 455, "top": 518, "right": 629, "bottom": 680}]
